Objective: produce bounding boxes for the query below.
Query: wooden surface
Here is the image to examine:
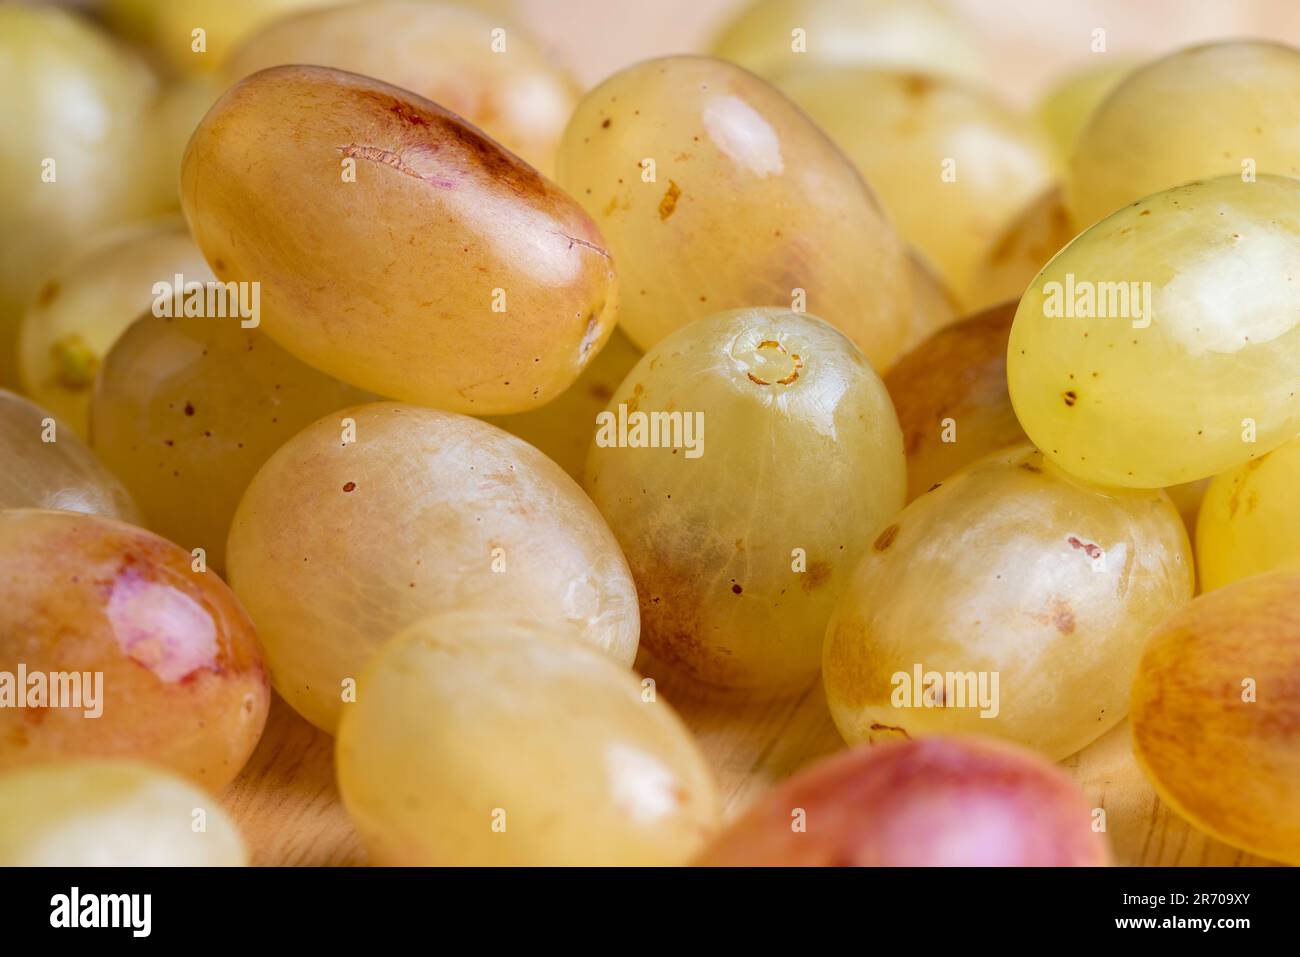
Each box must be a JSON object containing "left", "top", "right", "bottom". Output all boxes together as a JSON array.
[{"left": 222, "top": 675, "right": 1276, "bottom": 867}]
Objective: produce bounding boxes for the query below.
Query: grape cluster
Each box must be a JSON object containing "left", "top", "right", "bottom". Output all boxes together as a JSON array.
[{"left": 0, "top": 0, "right": 1298, "bottom": 868}]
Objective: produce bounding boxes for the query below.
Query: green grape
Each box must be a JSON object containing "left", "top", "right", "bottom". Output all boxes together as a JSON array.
[
  {"left": 1, "top": 389, "right": 139, "bottom": 521},
  {"left": 1008, "top": 175, "right": 1300, "bottom": 489},
  {"left": 1131, "top": 571, "right": 1300, "bottom": 864},
  {"left": 1068, "top": 42, "right": 1300, "bottom": 228},
  {"left": 884, "top": 302, "right": 1025, "bottom": 501},
  {"left": 1196, "top": 436, "right": 1300, "bottom": 591},
  {"left": 711, "top": 0, "right": 983, "bottom": 83},
  {"left": 19, "top": 219, "right": 213, "bottom": 437},
  {"left": 0, "top": 759, "right": 247, "bottom": 866},
  {"left": 486, "top": 326, "right": 641, "bottom": 480},
  {"left": 584, "top": 309, "right": 905, "bottom": 692},
  {"left": 90, "top": 312, "right": 372, "bottom": 573},
  {"left": 222, "top": 0, "right": 578, "bottom": 174},
  {"left": 554, "top": 56, "right": 912, "bottom": 369},
  {"left": 0, "top": 5, "right": 165, "bottom": 387},
  {"left": 823, "top": 444, "right": 1193, "bottom": 760},
  {"left": 966, "top": 187, "right": 1076, "bottom": 312},
  {"left": 336, "top": 611, "right": 719, "bottom": 865},
  {"left": 697, "top": 737, "right": 1109, "bottom": 866},
  {"left": 774, "top": 68, "right": 1055, "bottom": 304},
  {"left": 900, "top": 249, "right": 959, "bottom": 356},
  {"left": 181, "top": 65, "right": 617, "bottom": 414},
  {"left": 1034, "top": 58, "right": 1135, "bottom": 164},
  {"left": 226, "top": 403, "right": 640, "bottom": 733},
  {"left": 0, "top": 509, "right": 270, "bottom": 790}
]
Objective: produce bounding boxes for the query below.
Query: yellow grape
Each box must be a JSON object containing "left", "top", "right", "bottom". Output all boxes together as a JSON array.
[
  {"left": 19, "top": 219, "right": 212, "bottom": 437},
  {"left": 697, "top": 737, "right": 1108, "bottom": 866},
  {"left": 336, "top": 611, "right": 719, "bottom": 865},
  {"left": 1196, "top": 436, "right": 1300, "bottom": 591},
  {"left": 775, "top": 68, "right": 1055, "bottom": 303},
  {"left": 1131, "top": 571, "right": 1300, "bottom": 864},
  {"left": 1034, "top": 57, "right": 1135, "bottom": 164},
  {"left": 223, "top": 0, "right": 577, "bottom": 174},
  {"left": 1068, "top": 41, "right": 1300, "bottom": 228},
  {"left": 584, "top": 310, "right": 905, "bottom": 692},
  {"left": 0, "top": 759, "right": 247, "bottom": 866},
  {"left": 1008, "top": 175, "right": 1300, "bottom": 489},
  {"left": 227, "top": 403, "right": 639, "bottom": 733},
  {"left": 966, "top": 187, "right": 1076, "bottom": 312},
  {"left": 0, "top": 509, "right": 270, "bottom": 790},
  {"left": 884, "top": 302, "right": 1025, "bottom": 501},
  {"left": 0, "top": 5, "right": 164, "bottom": 386},
  {"left": 486, "top": 327, "right": 641, "bottom": 480},
  {"left": 90, "top": 312, "right": 371, "bottom": 573},
  {"left": 554, "top": 56, "right": 911, "bottom": 368},
  {"left": 823, "top": 445, "right": 1193, "bottom": 760},
  {"left": 1, "top": 389, "right": 139, "bottom": 521},
  {"left": 711, "top": 0, "right": 983, "bottom": 83},
  {"left": 181, "top": 65, "right": 617, "bottom": 414},
  {"left": 900, "top": 249, "right": 960, "bottom": 356}
]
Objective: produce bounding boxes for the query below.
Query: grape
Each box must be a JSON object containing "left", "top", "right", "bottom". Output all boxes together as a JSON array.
[
  {"left": 1068, "top": 42, "right": 1300, "bottom": 229},
  {"left": 222, "top": 0, "right": 578, "bottom": 174},
  {"left": 711, "top": 0, "right": 983, "bottom": 83},
  {"left": 823, "top": 444, "right": 1194, "bottom": 760},
  {"left": 900, "top": 250, "right": 959, "bottom": 355},
  {"left": 0, "top": 509, "right": 270, "bottom": 790},
  {"left": 966, "top": 187, "right": 1075, "bottom": 312},
  {"left": 226, "top": 403, "right": 639, "bottom": 733},
  {"left": 1034, "top": 58, "right": 1135, "bottom": 164},
  {"left": 180, "top": 65, "right": 617, "bottom": 415},
  {"left": 1196, "top": 436, "right": 1300, "bottom": 591},
  {"left": 554, "top": 56, "right": 912, "bottom": 368},
  {"left": 19, "top": 219, "right": 213, "bottom": 437},
  {"left": 101, "top": 0, "right": 347, "bottom": 75},
  {"left": 486, "top": 326, "right": 641, "bottom": 480},
  {"left": 774, "top": 68, "right": 1055, "bottom": 304},
  {"left": 336, "top": 611, "right": 719, "bottom": 865},
  {"left": 89, "top": 312, "right": 372, "bottom": 573},
  {"left": 1007, "top": 175, "right": 1300, "bottom": 489},
  {"left": 144, "top": 75, "right": 221, "bottom": 210},
  {"left": 584, "top": 309, "right": 905, "bottom": 692},
  {"left": 884, "top": 302, "right": 1025, "bottom": 501},
  {"left": 696, "top": 736, "right": 1109, "bottom": 866},
  {"left": 1166, "top": 478, "right": 1211, "bottom": 538},
  {"left": 0, "top": 759, "right": 247, "bottom": 866},
  {"left": 0, "top": 5, "right": 165, "bottom": 387},
  {"left": 1, "top": 389, "right": 139, "bottom": 522},
  {"left": 1131, "top": 571, "right": 1300, "bottom": 864}
]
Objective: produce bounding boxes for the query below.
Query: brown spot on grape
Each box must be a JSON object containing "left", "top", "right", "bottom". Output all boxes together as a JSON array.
[
  {"left": 184, "top": 402, "right": 195, "bottom": 416},
  {"left": 36, "top": 281, "right": 59, "bottom": 307},
  {"left": 801, "top": 560, "right": 831, "bottom": 593},
  {"left": 874, "top": 524, "right": 900, "bottom": 552},
  {"left": 869, "top": 722, "right": 911, "bottom": 741},
  {"left": 601, "top": 118, "right": 611, "bottom": 129},
  {"left": 1019, "top": 461, "right": 1043, "bottom": 474},
  {"left": 1067, "top": 536, "right": 1103, "bottom": 560},
  {"left": 731, "top": 583, "right": 743, "bottom": 595},
  {"left": 342, "top": 481, "right": 357, "bottom": 492},
  {"left": 658, "top": 180, "right": 682, "bottom": 221},
  {"left": 1063, "top": 390, "right": 1078, "bottom": 406}
]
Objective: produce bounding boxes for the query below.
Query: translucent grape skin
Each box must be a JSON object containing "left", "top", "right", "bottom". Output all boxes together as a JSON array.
[
  {"left": 884, "top": 301, "right": 1025, "bottom": 501},
  {"left": 584, "top": 310, "right": 906, "bottom": 693},
  {"left": 774, "top": 68, "right": 1055, "bottom": 304},
  {"left": 90, "top": 312, "right": 371, "bottom": 573},
  {"left": 486, "top": 326, "right": 641, "bottom": 480},
  {"left": 1007, "top": 175, "right": 1300, "bottom": 489},
  {"left": 966, "top": 187, "right": 1076, "bottom": 313},
  {"left": 336, "top": 612, "right": 720, "bottom": 866},
  {"left": 711, "top": 0, "right": 984, "bottom": 83},
  {"left": 554, "top": 56, "right": 912, "bottom": 369},
  {"left": 180, "top": 65, "right": 617, "bottom": 415},
  {"left": 1131, "top": 571, "right": 1300, "bottom": 864},
  {"left": 0, "top": 759, "right": 247, "bottom": 866},
  {"left": 0, "top": 5, "right": 165, "bottom": 387},
  {"left": 227, "top": 403, "right": 640, "bottom": 733},
  {"left": 19, "top": 219, "right": 214, "bottom": 437},
  {"left": 696, "top": 737, "right": 1109, "bottom": 866},
  {"left": 0, "top": 509, "right": 270, "bottom": 790},
  {"left": 0, "top": 389, "right": 140, "bottom": 522},
  {"left": 823, "top": 445, "right": 1194, "bottom": 761},
  {"left": 1068, "top": 41, "right": 1300, "bottom": 229},
  {"left": 1196, "top": 436, "right": 1300, "bottom": 591},
  {"left": 222, "top": 0, "right": 578, "bottom": 174}
]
